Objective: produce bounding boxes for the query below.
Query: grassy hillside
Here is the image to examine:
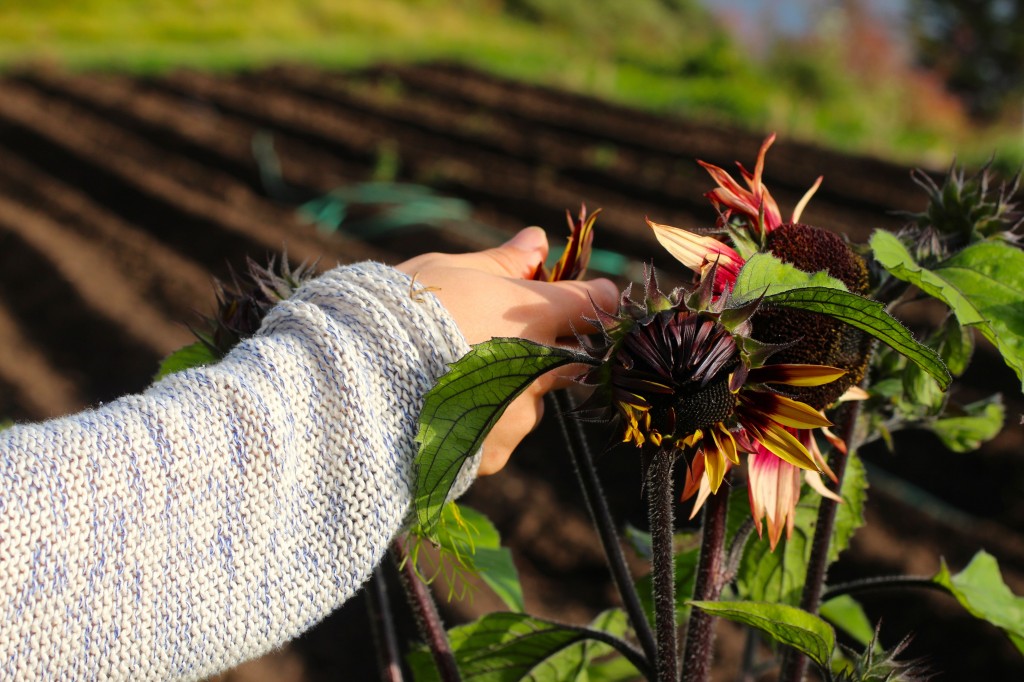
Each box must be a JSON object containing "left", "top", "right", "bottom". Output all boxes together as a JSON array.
[{"left": 0, "top": 0, "right": 1018, "bottom": 168}]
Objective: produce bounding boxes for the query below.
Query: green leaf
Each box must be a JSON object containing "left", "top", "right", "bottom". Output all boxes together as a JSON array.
[
  {"left": 414, "top": 338, "right": 591, "bottom": 532},
  {"left": 690, "top": 600, "right": 835, "bottom": 669},
  {"left": 731, "top": 253, "right": 849, "bottom": 303},
  {"left": 929, "top": 394, "right": 1005, "bottom": 453},
  {"left": 737, "top": 451, "right": 867, "bottom": 605},
  {"left": 871, "top": 231, "right": 1024, "bottom": 387},
  {"left": 935, "top": 315, "right": 974, "bottom": 377},
  {"left": 762, "top": 287, "right": 950, "bottom": 390},
  {"left": 407, "top": 611, "right": 638, "bottom": 682},
  {"left": 0, "top": 419, "right": 11, "bottom": 432},
  {"left": 154, "top": 341, "right": 218, "bottom": 380},
  {"left": 934, "top": 551, "right": 1024, "bottom": 655},
  {"left": 820, "top": 595, "right": 875, "bottom": 647},
  {"left": 421, "top": 503, "right": 525, "bottom": 611}
]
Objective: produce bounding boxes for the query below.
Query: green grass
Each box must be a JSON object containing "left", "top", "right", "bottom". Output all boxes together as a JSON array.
[{"left": 0, "top": 0, "right": 1018, "bottom": 170}]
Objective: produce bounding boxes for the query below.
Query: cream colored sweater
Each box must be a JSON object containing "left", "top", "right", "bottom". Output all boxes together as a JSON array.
[{"left": 0, "top": 263, "right": 478, "bottom": 681}]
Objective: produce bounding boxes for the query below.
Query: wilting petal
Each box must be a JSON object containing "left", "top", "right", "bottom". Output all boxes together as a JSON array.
[
  {"left": 799, "top": 427, "right": 838, "bottom": 483},
  {"left": 792, "top": 175, "right": 823, "bottom": 224},
  {"left": 746, "top": 363, "right": 846, "bottom": 387},
  {"left": 647, "top": 219, "right": 744, "bottom": 292},
  {"left": 548, "top": 205, "right": 599, "bottom": 282},
  {"left": 839, "top": 385, "right": 870, "bottom": 402},
  {"left": 805, "top": 470, "right": 842, "bottom": 503},
  {"left": 740, "top": 391, "right": 832, "bottom": 429}
]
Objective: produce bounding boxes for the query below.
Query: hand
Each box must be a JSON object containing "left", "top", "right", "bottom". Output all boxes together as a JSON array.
[{"left": 397, "top": 227, "right": 619, "bottom": 475}]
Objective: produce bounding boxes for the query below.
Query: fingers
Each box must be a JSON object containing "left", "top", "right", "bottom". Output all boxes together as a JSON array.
[
  {"left": 451, "top": 227, "right": 549, "bottom": 278},
  {"left": 525, "top": 277, "right": 620, "bottom": 340}
]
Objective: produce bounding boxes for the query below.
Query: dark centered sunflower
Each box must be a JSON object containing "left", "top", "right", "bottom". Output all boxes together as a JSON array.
[{"left": 577, "top": 274, "right": 843, "bottom": 494}]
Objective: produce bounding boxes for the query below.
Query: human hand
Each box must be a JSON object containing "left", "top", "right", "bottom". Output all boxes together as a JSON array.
[{"left": 397, "top": 227, "right": 619, "bottom": 475}]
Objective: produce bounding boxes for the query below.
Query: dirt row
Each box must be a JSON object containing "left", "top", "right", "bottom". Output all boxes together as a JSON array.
[{"left": 0, "top": 64, "right": 1021, "bottom": 679}]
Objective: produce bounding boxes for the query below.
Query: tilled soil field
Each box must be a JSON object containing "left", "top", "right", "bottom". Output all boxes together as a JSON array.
[{"left": 1, "top": 62, "right": 1022, "bottom": 680}]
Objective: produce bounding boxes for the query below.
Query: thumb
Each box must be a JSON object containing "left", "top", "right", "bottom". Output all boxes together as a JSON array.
[{"left": 460, "top": 227, "right": 549, "bottom": 278}]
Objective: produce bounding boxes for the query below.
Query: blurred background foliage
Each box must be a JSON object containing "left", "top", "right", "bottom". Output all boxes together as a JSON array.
[{"left": 1, "top": 0, "right": 1021, "bottom": 170}]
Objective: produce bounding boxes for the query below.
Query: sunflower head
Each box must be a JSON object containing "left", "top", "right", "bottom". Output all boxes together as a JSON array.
[{"left": 577, "top": 269, "right": 844, "bottom": 494}]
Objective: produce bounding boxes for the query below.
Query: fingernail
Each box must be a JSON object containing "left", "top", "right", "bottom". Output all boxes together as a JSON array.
[{"left": 505, "top": 226, "right": 546, "bottom": 252}]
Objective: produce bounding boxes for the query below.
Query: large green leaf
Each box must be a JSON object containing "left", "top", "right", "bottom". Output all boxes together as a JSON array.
[
  {"left": 934, "top": 551, "right": 1024, "bottom": 655},
  {"left": 820, "top": 595, "right": 875, "bottom": 647},
  {"left": 737, "top": 451, "right": 867, "bottom": 605},
  {"left": 871, "top": 231, "right": 1024, "bottom": 387},
  {"left": 154, "top": 341, "right": 218, "bottom": 380},
  {"left": 731, "top": 252, "right": 849, "bottom": 302},
  {"left": 730, "top": 252, "right": 950, "bottom": 389},
  {"left": 690, "top": 600, "right": 835, "bottom": 669},
  {"left": 414, "top": 338, "right": 591, "bottom": 532},
  {"left": 407, "top": 610, "right": 639, "bottom": 682},
  {"left": 762, "top": 287, "right": 950, "bottom": 389}
]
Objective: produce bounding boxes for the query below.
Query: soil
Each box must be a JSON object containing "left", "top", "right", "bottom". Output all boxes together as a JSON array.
[{"left": 1, "top": 62, "right": 1021, "bottom": 680}]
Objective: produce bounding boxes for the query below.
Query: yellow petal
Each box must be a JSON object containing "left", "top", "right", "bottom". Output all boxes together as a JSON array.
[
  {"left": 750, "top": 422, "right": 818, "bottom": 471},
  {"left": 712, "top": 424, "right": 740, "bottom": 465},
  {"left": 704, "top": 447, "right": 728, "bottom": 494},
  {"left": 747, "top": 363, "right": 847, "bottom": 387},
  {"left": 838, "top": 385, "right": 870, "bottom": 402},
  {"left": 761, "top": 393, "right": 833, "bottom": 429},
  {"left": 805, "top": 470, "right": 843, "bottom": 503}
]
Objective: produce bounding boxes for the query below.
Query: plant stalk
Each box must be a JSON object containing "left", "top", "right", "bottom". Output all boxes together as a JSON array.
[
  {"left": 822, "top": 575, "right": 949, "bottom": 601},
  {"left": 647, "top": 446, "right": 678, "bottom": 682},
  {"left": 365, "top": 563, "right": 405, "bottom": 682},
  {"left": 392, "top": 538, "right": 462, "bottom": 682},
  {"left": 680, "top": 482, "right": 730, "bottom": 682},
  {"left": 552, "top": 390, "right": 659, "bottom": 668},
  {"left": 778, "top": 399, "right": 863, "bottom": 682}
]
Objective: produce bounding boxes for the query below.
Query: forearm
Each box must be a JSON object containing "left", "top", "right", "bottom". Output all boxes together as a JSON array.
[{"left": 0, "top": 263, "right": 476, "bottom": 681}]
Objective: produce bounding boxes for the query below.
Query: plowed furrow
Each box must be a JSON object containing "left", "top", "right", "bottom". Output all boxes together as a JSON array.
[
  {"left": 367, "top": 63, "right": 922, "bottom": 217},
  {"left": 16, "top": 70, "right": 363, "bottom": 201},
  {"left": 0, "top": 219, "right": 161, "bottom": 403},
  {"left": 0, "top": 81, "right": 376, "bottom": 275},
  {"left": 253, "top": 67, "right": 714, "bottom": 216},
  {"left": 149, "top": 71, "right": 692, "bottom": 262},
  {"left": 0, "top": 152, "right": 213, "bottom": 323},
  {"left": 0, "top": 299, "right": 86, "bottom": 420}
]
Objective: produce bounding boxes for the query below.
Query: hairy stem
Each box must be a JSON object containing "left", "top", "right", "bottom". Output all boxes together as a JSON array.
[
  {"left": 778, "top": 399, "right": 863, "bottom": 682},
  {"left": 366, "top": 563, "right": 405, "bottom": 682},
  {"left": 552, "top": 391, "right": 658, "bottom": 668},
  {"left": 392, "top": 539, "right": 462, "bottom": 682},
  {"left": 681, "top": 485, "right": 730, "bottom": 682},
  {"left": 647, "top": 447, "right": 678, "bottom": 682},
  {"left": 822, "top": 575, "right": 949, "bottom": 601}
]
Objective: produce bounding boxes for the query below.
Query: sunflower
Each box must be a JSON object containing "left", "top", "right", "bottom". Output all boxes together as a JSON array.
[
  {"left": 575, "top": 270, "right": 845, "bottom": 504},
  {"left": 642, "top": 135, "right": 875, "bottom": 547}
]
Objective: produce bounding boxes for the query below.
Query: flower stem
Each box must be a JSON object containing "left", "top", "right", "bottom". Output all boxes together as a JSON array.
[
  {"left": 680, "top": 484, "right": 730, "bottom": 682},
  {"left": 778, "top": 400, "right": 862, "bottom": 682},
  {"left": 365, "top": 563, "right": 405, "bottom": 682},
  {"left": 551, "top": 391, "right": 659, "bottom": 668},
  {"left": 647, "top": 446, "right": 678, "bottom": 682},
  {"left": 392, "top": 538, "right": 462, "bottom": 682},
  {"left": 822, "top": 575, "right": 949, "bottom": 601}
]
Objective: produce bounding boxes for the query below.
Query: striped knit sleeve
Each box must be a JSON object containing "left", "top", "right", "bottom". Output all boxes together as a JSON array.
[{"left": 0, "top": 262, "right": 479, "bottom": 681}]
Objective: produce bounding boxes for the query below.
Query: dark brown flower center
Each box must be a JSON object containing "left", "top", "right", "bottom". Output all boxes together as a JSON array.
[
  {"left": 755, "top": 223, "right": 873, "bottom": 408},
  {"left": 672, "top": 376, "right": 737, "bottom": 435}
]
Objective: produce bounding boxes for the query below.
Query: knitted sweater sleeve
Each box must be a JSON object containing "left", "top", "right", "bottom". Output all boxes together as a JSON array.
[{"left": 0, "top": 262, "right": 479, "bottom": 681}]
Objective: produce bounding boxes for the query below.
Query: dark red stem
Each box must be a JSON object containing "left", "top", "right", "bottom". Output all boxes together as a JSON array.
[
  {"left": 365, "top": 563, "right": 405, "bottom": 682},
  {"left": 392, "top": 539, "right": 462, "bottom": 682},
  {"left": 648, "top": 447, "right": 678, "bottom": 682},
  {"left": 680, "top": 483, "right": 730, "bottom": 682},
  {"left": 778, "top": 400, "right": 862, "bottom": 682}
]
